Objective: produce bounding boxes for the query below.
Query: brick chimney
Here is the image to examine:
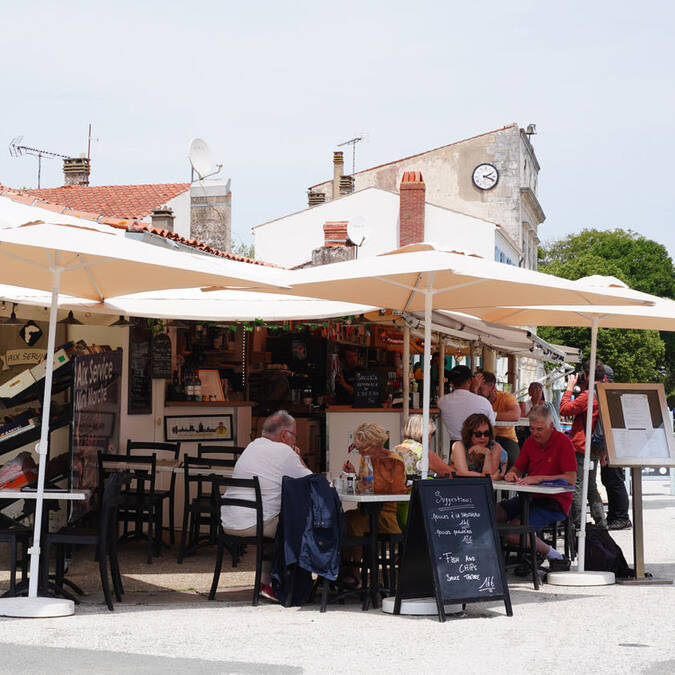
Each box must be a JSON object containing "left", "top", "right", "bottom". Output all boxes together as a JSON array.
[
  {"left": 332, "top": 151, "right": 344, "bottom": 199},
  {"left": 399, "top": 171, "right": 425, "bottom": 247},
  {"left": 323, "top": 220, "right": 349, "bottom": 246},
  {"left": 150, "top": 205, "right": 175, "bottom": 232},
  {"left": 63, "top": 156, "right": 90, "bottom": 186},
  {"left": 310, "top": 220, "right": 355, "bottom": 266},
  {"left": 308, "top": 190, "right": 326, "bottom": 207}
]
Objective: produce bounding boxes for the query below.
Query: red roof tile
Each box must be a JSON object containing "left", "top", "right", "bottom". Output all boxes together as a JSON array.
[
  {"left": 22, "top": 183, "right": 190, "bottom": 220},
  {"left": 0, "top": 183, "right": 273, "bottom": 267}
]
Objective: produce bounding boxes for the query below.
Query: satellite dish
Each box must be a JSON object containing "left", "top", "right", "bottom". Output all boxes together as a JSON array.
[
  {"left": 188, "top": 138, "right": 214, "bottom": 180},
  {"left": 347, "top": 216, "right": 369, "bottom": 247}
]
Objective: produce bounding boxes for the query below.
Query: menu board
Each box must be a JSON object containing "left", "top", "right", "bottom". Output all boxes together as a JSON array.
[
  {"left": 128, "top": 320, "right": 152, "bottom": 415},
  {"left": 151, "top": 333, "right": 172, "bottom": 380},
  {"left": 353, "top": 370, "right": 382, "bottom": 408},
  {"left": 71, "top": 350, "right": 122, "bottom": 520},
  {"left": 597, "top": 383, "right": 675, "bottom": 467},
  {"left": 394, "top": 478, "right": 511, "bottom": 621}
]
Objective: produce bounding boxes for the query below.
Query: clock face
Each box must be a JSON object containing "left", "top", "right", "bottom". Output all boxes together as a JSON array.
[{"left": 472, "top": 163, "right": 499, "bottom": 190}]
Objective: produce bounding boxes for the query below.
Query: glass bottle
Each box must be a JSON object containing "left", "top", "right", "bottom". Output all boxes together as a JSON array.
[
  {"left": 194, "top": 372, "right": 202, "bottom": 402},
  {"left": 357, "top": 455, "right": 374, "bottom": 494}
]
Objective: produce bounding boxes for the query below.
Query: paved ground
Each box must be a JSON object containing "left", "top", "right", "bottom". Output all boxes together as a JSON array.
[{"left": 0, "top": 481, "right": 674, "bottom": 674}]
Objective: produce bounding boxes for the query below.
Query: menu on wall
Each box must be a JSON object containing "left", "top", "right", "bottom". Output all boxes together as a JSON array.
[
  {"left": 353, "top": 370, "right": 382, "bottom": 408},
  {"left": 151, "top": 333, "right": 172, "bottom": 380},
  {"left": 128, "top": 319, "right": 152, "bottom": 415},
  {"left": 394, "top": 478, "right": 512, "bottom": 621}
]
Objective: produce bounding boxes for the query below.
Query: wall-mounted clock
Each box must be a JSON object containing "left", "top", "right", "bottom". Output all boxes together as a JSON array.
[{"left": 472, "top": 163, "right": 499, "bottom": 190}]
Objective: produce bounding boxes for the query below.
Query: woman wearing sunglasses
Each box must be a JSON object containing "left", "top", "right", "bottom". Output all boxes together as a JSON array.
[{"left": 451, "top": 413, "right": 504, "bottom": 480}]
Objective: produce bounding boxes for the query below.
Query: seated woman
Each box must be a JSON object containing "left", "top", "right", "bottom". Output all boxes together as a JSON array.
[
  {"left": 343, "top": 422, "right": 407, "bottom": 539},
  {"left": 393, "top": 414, "right": 453, "bottom": 477},
  {"left": 451, "top": 413, "right": 504, "bottom": 480}
]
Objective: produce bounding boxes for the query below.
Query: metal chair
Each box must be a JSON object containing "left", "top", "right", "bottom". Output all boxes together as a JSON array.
[
  {"left": 177, "top": 455, "right": 235, "bottom": 563},
  {"left": 197, "top": 443, "right": 244, "bottom": 461},
  {"left": 0, "top": 527, "right": 30, "bottom": 597},
  {"left": 127, "top": 441, "right": 180, "bottom": 545},
  {"left": 209, "top": 476, "right": 274, "bottom": 606}
]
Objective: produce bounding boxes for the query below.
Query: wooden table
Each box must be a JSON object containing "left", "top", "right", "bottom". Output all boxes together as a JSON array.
[
  {"left": 337, "top": 491, "right": 410, "bottom": 609},
  {"left": 0, "top": 489, "right": 88, "bottom": 500}
]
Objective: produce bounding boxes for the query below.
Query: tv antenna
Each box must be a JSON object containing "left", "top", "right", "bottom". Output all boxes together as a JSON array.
[
  {"left": 338, "top": 135, "right": 365, "bottom": 176},
  {"left": 188, "top": 138, "right": 223, "bottom": 181},
  {"left": 8, "top": 136, "right": 70, "bottom": 188}
]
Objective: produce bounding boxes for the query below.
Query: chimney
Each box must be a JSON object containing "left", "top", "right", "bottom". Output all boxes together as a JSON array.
[
  {"left": 339, "top": 174, "right": 354, "bottom": 196},
  {"left": 323, "top": 220, "right": 349, "bottom": 247},
  {"left": 150, "top": 205, "right": 175, "bottom": 232},
  {"left": 308, "top": 190, "right": 326, "bottom": 207},
  {"left": 63, "top": 156, "right": 90, "bottom": 186},
  {"left": 332, "top": 151, "right": 343, "bottom": 199},
  {"left": 399, "top": 171, "right": 425, "bottom": 247}
]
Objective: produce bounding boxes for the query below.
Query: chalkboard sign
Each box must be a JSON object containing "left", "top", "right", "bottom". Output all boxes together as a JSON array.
[
  {"left": 353, "top": 370, "right": 382, "bottom": 408},
  {"left": 394, "top": 478, "right": 511, "bottom": 621},
  {"left": 151, "top": 333, "right": 172, "bottom": 380},
  {"left": 128, "top": 320, "right": 152, "bottom": 415}
]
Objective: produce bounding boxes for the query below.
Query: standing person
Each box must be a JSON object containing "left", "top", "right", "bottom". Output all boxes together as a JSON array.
[
  {"left": 559, "top": 360, "right": 608, "bottom": 530},
  {"left": 522, "top": 382, "right": 546, "bottom": 416},
  {"left": 477, "top": 371, "right": 521, "bottom": 468},
  {"left": 598, "top": 365, "right": 632, "bottom": 530},
  {"left": 438, "top": 365, "right": 496, "bottom": 447},
  {"left": 220, "top": 410, "right": 312, "bottom": 601},
  {"left": 334, "top": 346, "right": 359, "bottom": 404}
]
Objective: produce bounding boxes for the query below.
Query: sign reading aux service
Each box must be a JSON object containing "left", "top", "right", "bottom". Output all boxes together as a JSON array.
[{"left": 71, "top": 350, "right": 123, "bottom": 520}]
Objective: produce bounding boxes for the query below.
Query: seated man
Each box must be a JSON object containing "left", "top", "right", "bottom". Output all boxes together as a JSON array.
[
  {"left": 221, "top": 410, "right": 311, "bottom": 599},
  {"left": 496, "top": 404, "right": 577, "bottom": 569}
]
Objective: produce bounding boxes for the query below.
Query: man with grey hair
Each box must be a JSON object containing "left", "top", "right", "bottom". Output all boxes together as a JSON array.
[
  {"left": 221, "top": 410, "right": 312, "bottom": 600},
  {"left": 496, "top": 404, "right": 577, "bottom": 569}
]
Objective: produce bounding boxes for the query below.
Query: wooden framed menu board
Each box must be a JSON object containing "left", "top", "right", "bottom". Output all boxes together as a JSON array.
[
  {"left": 394, "top": 477, "right": 511, "bottom": 621},
  {"left": 596, "top": 383, "right": 675, "bottom": 467}
]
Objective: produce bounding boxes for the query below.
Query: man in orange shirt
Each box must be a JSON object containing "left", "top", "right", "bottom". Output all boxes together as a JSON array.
[{"left": 478, "top": 371, "right": 521, "bottom": 468}]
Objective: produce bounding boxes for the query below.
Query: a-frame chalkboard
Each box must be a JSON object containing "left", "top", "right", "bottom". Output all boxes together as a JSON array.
[{"left": 394, "top": 477, "right": 512, "bottom": 621}]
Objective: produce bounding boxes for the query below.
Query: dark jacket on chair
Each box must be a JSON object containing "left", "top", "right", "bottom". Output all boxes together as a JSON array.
[{"left": 272, "top": 473, "right": 343, "bottom": 605}]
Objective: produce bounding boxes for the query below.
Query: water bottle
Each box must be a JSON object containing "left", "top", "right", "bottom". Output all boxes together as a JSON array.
[{"left": 358, "top": 455, "right": 374, "bottom": 494}]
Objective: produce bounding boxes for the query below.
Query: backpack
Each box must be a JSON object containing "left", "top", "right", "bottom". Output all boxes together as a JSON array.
[{"left": 584, "top": 524, "right": 633, "bottom": 578}]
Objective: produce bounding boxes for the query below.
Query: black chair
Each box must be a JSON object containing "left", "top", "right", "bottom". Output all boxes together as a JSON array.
[
  {"left": 197, "top": 444, "right": 244, "bottom": 461},
  {"left": 209, "top": 476, "right": 274, "bottom": 606},
  {"left": 42, "top": 473, "right": 123, "bottom": 611},
  {"left": 99, "top": 452, "right": 161, "bottom": 564},
  {"left": 127, "top": 441, "right": 180, "bottom": 545},
  {"left": 0, "top": 527, "right": 30, "bottom": 597},
  {"left": 539, "top": 515, "right": 576, "bottom": 561},
  {"left": 177, "top": 456, "right": 236, "bottom": 563}
]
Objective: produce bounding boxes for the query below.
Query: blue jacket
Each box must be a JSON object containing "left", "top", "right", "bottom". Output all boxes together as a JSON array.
[{"left": 272, "top": 474, "right": 343, "bottom": 605}]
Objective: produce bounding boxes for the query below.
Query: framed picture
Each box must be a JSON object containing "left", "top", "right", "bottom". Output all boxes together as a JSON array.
[
  {"left": 596, "top": 382, "right": 675, "bottom": 467},
  {"left": 164, "top": 414, "right": 234, "bottom": 442}
]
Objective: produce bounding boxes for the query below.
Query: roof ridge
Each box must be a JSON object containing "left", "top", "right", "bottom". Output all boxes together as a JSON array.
[
  {"left": 308, "top": 124, "right": 518, "bottom": 189},
  {"left": 24, "top": 181, "right": 190, "bottom": 191}
]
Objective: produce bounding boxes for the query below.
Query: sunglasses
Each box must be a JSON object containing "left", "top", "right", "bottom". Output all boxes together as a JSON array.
[{"left": 472, "top": 430, "right": 491, "bottom": 438}]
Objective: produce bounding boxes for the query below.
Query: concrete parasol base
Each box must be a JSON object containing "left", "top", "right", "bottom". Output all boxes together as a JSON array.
[
  {"left": 0, "top": 597, "right": 75, "bottom": 618},
  {"left": 547, "top": 570, "right": 615, "bottom": 586}
]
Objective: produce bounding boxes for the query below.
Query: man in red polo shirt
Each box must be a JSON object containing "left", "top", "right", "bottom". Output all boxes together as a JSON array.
[{"left": 497, "top": 404, "right": 577, "bottom": 568}]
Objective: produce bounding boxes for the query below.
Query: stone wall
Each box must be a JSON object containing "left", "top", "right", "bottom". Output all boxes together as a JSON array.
[{"left": 189, "top": 180, "right": 231, "bottom": 252}]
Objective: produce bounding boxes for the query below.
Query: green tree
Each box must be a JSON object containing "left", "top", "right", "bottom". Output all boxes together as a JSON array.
[{"left": 537, "top": 229, "right": 674, "bottom": 386}]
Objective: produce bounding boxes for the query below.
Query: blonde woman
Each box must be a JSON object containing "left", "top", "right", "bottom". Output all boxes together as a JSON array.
[{"left": 394, "top": 415, "right": 453, "bottom": 477}]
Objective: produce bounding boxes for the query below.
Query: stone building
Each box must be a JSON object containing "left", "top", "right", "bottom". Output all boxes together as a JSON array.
[
  {"left": 19, "top": 158, "right": 232, "bottom": 251},
  {"left": 307, "top": 123, "right": 544, "bottom": 270}
]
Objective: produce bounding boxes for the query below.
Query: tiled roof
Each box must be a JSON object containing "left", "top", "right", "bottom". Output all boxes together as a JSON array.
[
  {"left": 0, "top": 183, "right": 272, "bottom": 266},
  {"left": 22, "top": 183, "right": 190, "bottom": 220}
]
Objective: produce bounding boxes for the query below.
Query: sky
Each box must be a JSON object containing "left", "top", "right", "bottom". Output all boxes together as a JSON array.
[{"left": 2, "top": 0, "right": 673, "bottom": 259}]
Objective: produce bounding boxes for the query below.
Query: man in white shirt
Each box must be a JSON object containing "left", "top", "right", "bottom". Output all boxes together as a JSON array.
[
  {"left": 221, "top": 410, "right": 311, "bottom": 536},
  {"left": 220, "top": 410, "right": 312, "bottom": 601},
  {"left": 438, "top": 365, "right": 496, "bottom": 442}
]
